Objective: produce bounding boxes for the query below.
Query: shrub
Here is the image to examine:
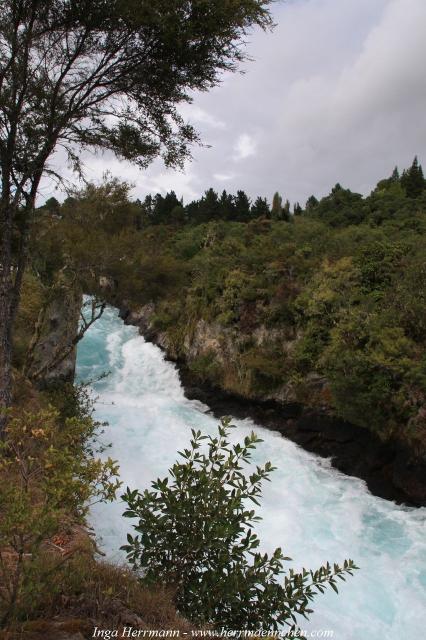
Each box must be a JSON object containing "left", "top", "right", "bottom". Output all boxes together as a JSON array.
[
  {"left": 0, "top": 404, "right": 120, "bottom": 625},
  {"left": 121, "top": 419, "right": 356, "bottom": 633}
]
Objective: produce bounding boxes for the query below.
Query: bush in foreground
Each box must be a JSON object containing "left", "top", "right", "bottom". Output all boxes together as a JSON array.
[
  {"left": 122, "top": 418, "right": 357, "bottom": 633},
  {"left": 0, "top": 400, "right": 120, "bottom": 626}
]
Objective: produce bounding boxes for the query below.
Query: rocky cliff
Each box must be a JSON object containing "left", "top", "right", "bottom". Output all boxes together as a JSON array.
[{"left": 26, "top": 282, "right": 83, "bottom": 387}]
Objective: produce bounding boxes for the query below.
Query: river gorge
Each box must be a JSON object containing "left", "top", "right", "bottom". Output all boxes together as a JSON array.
[{"left": 76, "top": 306, "right": 426, "bottom": 639}]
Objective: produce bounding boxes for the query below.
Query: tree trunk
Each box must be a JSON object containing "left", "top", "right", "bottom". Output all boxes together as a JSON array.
[
  {"left": 0, "top": 274, "right": 13, "bottom": 437},
  {"left": 0, "top": 194, "right": 39, "bottom": 435},
  {"left": 0, "top": 197, "right": 18, "bottom": 437}
]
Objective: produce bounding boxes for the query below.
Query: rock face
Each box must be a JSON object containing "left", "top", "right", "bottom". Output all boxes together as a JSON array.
[
  {"left": 119, "top": 302, "right": 325, "bottom": 405},
  {"left": 119, "top": 301, "right": 426, "bottom": 507},
  {"left": 27, "top": 283, "right": 82, "bottom": 387}
]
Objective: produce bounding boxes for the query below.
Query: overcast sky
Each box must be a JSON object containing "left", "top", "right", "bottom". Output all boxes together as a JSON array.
[{"left": 44, "top": 0, "right": 426, "bottom": 207}]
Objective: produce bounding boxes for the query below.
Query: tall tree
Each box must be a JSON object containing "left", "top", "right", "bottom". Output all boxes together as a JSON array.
[
  {"left": 0, "top": 0, "right": 273, "bottom": 430},
  {"left": 401, "top": 156, "right": 425, "bottom": 198},
  {"left": 250, "top": 196, "right": 269, "bottom": 218},
  {"left": 271, "top": 192, "right": 283, "bottom": 220},
  {"left": 282, "top": 198, "right": 291, "bottom": 221},
  {"left": 233, "top": 190, "right": 251, "bottom": 221},
  {"left": 293, "top": 202, "right": 302, "bottom": 215},
  {"left": 219, "top": 189, "right": 235, "bottom": 220},
  {"left": 198, "top": 188, "right": 221, "bottom": 222},
  {"left": 151, "top": 191, "right": 181, "bottom": 224},
  {"left": 305, "top": 195, "right": 319, "bottom": 211}
]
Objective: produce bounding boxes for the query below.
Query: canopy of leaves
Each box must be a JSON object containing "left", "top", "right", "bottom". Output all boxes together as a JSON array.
[{"left": 0, "top": 0, "right": 273, "bottom": 207}]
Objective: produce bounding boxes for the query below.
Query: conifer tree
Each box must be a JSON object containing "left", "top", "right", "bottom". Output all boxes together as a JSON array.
[
  {"left": 283, "top": 199, "right": 291, "bottom": 221},
  {"left": 199, "top": 188, "right": 221, "bottom": 222},
  {"left": 219, "top": 190, "right": 236, "bottom": 220},
  {"left": 391, "top": 167, "right": 400, "bottom": 182},
  {"left": 401, "top": 156, "right": 425, "bottom": 198},
  {"left": 233, "top": 190, "right": 251, "bottom": 222},
  {"left": 305, "top": 195, "right": 319, "bottom": 211},
  {"left": 251, "top": 196, "right": 270, "bottom": 218}
]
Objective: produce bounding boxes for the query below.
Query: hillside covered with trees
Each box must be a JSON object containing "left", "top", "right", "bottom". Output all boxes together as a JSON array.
[{"left": 30, "top": 158, "right": 426, "bottom": 453}]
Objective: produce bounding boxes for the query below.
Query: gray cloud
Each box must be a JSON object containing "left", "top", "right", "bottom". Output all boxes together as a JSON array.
[{"left": 44, "top": 0, "right": 426, "bottom": 207}]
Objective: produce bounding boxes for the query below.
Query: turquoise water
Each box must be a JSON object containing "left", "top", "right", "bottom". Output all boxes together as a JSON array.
[{"left": 76, "top": 306, "right": 426, "bottom": 638}]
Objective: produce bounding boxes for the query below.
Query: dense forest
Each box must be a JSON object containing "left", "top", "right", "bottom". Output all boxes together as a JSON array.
[{"left": 26, "top": 158, "right": 426, "bottom": 449}]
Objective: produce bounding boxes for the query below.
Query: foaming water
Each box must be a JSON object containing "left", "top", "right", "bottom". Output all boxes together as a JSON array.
[{"left": 76, "top": 307, "right": 426, "bottom": 639}]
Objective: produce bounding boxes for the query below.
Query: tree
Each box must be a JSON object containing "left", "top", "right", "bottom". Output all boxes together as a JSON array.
[
  {"left": 375, "top": 166, "right": 401, "bottom": 193},
  {"left": 141, "top": 195, "right": 154, "bottom": 224},
  {"left": 283, "top": 198, "right": 291, "bottom": 221},
  {"left": 313, "top": 184, "right": 365, "bottom": 227},
  {"left": 391, "top": 166, "right": 400, "bottom": 182},
  {"left": 169, "top": 204, "right": 186, "bottom": 226},
  {"left": 198, "top": 188, "right": 221, "bottom": 222},
  {"left": 185, "top": 198, "right": 202, "bottom": 225},
  {"left": 305, "top": 195, "right": 319, "bottom": 211},
  {"left": 271, "top": 192, "right": 283, "bottom": 220},
  {"left": 122, "top": 419, "right": 356, "bottom": 632},
  {"left": 151, "top": 191, "right": 181, "bottom": 224},
  {"left": 41, "top": 196, "right": 61, "bottom": 216},
  {"left": 0, "top": 0, "right": 273, "bottom": 432},
  {"left": 250, "top": 196, "right": 269, "bottom": 218},
  {"left": 219, "top": 189, "right": 236, "bottom": 220},
  {"left": 233, "top": 189, "right": 251, "bottom": 222},
  {"left": 401, "top": 156, "right": 425, "bottom": 198}
]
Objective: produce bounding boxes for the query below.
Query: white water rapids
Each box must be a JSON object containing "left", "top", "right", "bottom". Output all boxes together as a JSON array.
[{"left": 76, "top": 306, "right": 426, "bottom": 638}]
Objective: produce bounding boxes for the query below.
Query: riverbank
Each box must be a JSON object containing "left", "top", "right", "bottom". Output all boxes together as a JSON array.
[{"left": 118, "top": 304, "right": 426, "bottom": 507}]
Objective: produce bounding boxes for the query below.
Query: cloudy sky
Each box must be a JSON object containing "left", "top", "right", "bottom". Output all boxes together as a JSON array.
[{"left": 45, "top": 0, "right": 426, "bottom": 207}]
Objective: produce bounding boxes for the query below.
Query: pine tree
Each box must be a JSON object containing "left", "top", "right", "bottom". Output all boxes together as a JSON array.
[
  {"left": 305, "top": 195, "right": 319, "bottom": 210},
  {"left": 391, "top": 166, "right": 400, "bottom": 182},
  {"left": 219, "top": 190, "right": 236, "bottom": 220},
  {"left": 401, "top": 156, "right": 425, "bottom": 198},
  {"left": 251, "top": 196, "right": 270, "bottom": 218},
  {"left": 233, "top": 190, "right": 251, "bottom": 222},
  {"left": 151, "top": 191, "right": 181, "bottom": 223},
  {"left": 198, "top": 188, "right": 221, "bottom": 222},
  {"left": 170, "top": 205, "right": 186, "bottom": 226}
]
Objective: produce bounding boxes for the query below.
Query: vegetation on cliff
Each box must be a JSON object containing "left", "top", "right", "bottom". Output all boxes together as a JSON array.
[
  {"left": 31, "top": 159, "right": 426, "bottom": 449},
  {"left": 0, "top": 380, "right": 118, "bottom": 625}
]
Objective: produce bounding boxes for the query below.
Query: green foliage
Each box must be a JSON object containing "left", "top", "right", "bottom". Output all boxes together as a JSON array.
[
  {"left": 400, "top": 156, "right": 425, "bottom": 198},
  {"left": 355, "top": 240, "right": 403, "bottom": 297},
  {"left": 0, "top": 398, "right": 120, "bottom": 625},
  {"left": 121, "top": 419, "right": 356, "bottom": 632},
  {"left": 241, "top": 346, "right": 287, "bottom": 392},
  {"left": 320, "top": 311, "right": 418, "bottom": 432},
  {"left": 271, "top": 191, "right": 283, "bottom": 220},
  {"left": 12, "top": 273, "right": 46, "bottom": 368},
  {"left": 188, "top": 352, "right": 222, "bottom": 384},
  {"left": 31, "top": 161, "right": 426, "bottom": 442}
]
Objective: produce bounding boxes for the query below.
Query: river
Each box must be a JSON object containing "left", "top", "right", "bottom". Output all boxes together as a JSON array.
[{"left": 76, "top": 306, "right": 426, "bottom": 639}]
